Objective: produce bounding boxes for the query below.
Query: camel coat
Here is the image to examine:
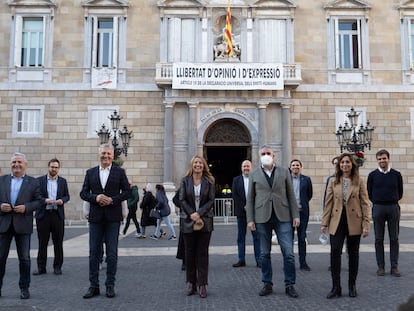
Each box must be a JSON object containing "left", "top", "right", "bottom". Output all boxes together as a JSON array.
[{"left": 322, "top": 177, "right": 371, "bottom": 236}]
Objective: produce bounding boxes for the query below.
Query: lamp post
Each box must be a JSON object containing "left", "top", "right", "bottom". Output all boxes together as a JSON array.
[
  {"left": 335, "top": 107, "right": 375, "bottom": 166},
  {"left": 96, "top": 110, "right": 133, "bottom": 160}
]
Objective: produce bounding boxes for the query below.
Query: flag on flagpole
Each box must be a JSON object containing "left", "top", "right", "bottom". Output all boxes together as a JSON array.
[{"left": 224, "top": 0, "right": 233, "bottom": 57}]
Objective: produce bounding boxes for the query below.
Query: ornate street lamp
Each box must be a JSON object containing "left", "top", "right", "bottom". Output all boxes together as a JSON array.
[
  {"left": 96, "top": 110, "right": 133, "bottom": 160},
  {"left": 335, "top": 107, "right": 375, "bottom": 166}
]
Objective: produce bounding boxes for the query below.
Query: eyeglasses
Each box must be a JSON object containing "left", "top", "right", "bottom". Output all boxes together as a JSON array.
[
  {"left": 49, "top": 166, "right": 60, "bottom": 169},
  {"left": 261, "top": 152, "right": 272, "bottom": 156}
]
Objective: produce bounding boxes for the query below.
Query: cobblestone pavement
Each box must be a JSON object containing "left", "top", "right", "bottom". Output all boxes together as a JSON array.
[{"left": 1, "top": 221, "right": 413, "bottom": 311}]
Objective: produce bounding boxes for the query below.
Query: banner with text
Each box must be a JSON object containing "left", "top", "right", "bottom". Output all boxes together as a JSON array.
[{"left": 172, "top": 62, "right": 284, "bottom": 90}]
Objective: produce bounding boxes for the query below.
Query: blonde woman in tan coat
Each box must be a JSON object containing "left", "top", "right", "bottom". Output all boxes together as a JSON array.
[{"left": 321, "top": 153, "right": 370, "bottom": 299}]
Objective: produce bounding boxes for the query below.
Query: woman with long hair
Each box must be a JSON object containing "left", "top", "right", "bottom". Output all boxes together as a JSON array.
[
  {"left": 179, "top": 155, "right": 215, "bottom": 298},
  {"left": 321, "top": 153, "right": 370, "bottom": 298}
]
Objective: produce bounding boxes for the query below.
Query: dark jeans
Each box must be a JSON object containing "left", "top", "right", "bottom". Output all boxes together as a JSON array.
[
  {"left": 89, "top": 222, "right": 120, "bottom": 288},
  {"left": 36, "top": 211, "right": 65, "bottom": 270},
  {"left": 256, "top": 211, "right": 296, "bottom": 287},
  {"left": 183, "top": 231, "right": 212, "bottom": 286},
  {"left": 330, "top": 212, "right": 361, "bottom": 287},
  {"left": 293, "top": 211, "right": 309, "bottom": 266},
  {"left": 372, "top": 203, "right": 400, "bottom": 268},
  {"left": 236, "top": 216, "right": 260, "bottom": 264},
  {"left": 0, "top": 225, "right": 31, "bottom": 289},
  {"left": 123, "top": 209, "right": 141, "bottom": 234}
]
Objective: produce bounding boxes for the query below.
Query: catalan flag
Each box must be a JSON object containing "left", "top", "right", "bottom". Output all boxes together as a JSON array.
[{"left": 224, "top": 0, "right": 233, "bottom": 57}]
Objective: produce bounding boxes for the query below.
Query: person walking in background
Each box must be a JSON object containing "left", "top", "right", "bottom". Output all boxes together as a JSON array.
[
  {"left": 231, "top": 160, "right": 260, "bottom": 268},
  {"left": 289, "top": 159, "right": 313, "bottom": 271},
  {"left": 34, "top": 158, "right": 70, "bottom": 276},
  {"left": 0, "top": 152, "right": 43, "bottom": 299},
  {"left": 321, "top": 153, "right": 370, "bottom": 299},
  {"left": 367, "top": 149, "right": 403, "bottom": 277},
  {"left": 139, "top": 183, "right": 164, "bottom": 238},
  {"left": 179, "top": 155, "right": 215, "bottom": 298},
  {"left": 122, "top": 180, "right": 141, "bottom": 237},
  {"left": 80, "top": 144, "right": 131, "bottom": 299},
  {"left": 150, "top": 184, "right": 176, "bottom": 240},
  {"left": 246, "top": 145, "right": 300, "bottom": 298}
]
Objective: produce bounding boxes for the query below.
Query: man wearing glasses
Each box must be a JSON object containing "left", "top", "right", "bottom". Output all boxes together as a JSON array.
[
  {"left": 34, "top": 158, "right": 70, "bottom": 276},
  {"left": 246, "top": 145, "right": 300, "bottom": 298}
]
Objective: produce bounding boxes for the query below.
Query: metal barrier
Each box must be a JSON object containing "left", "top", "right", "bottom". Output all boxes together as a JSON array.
[{"left": 214, "top": 198, "right": 236, "bottom": 224}]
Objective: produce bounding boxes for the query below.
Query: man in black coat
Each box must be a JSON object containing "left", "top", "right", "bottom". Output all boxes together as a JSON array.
[
  {"left": 231, "top": 160, "right": 260, "bottom": 268},
  {"left": 0, "top": 152, "right": 43, "bottom": 299},
  {"left": 80, "top": 144, "right": 131, "bottom": 299},
  {"left": 290, "top": 159, "right": 313, "bottom": 271},
  {"left": 34, "top": 158, "right": 70, "bottom": 276}
]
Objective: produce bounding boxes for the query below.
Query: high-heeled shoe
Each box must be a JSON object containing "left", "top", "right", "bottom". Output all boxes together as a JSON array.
[
  {"left": 186, "top": 283, "right": 196, "bottom": 296},
  {"left": 326, "top": 286, "right": 342, "bottom": 299},
  {"left": 349, "top": 284, "right": 357, "bottom": 297},
  {"left": 199, "top": 285, "right": 207, "bottom": 298}
]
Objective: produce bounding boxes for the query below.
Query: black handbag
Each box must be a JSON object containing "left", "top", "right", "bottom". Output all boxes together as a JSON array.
[{"left": 149, "top": 208, "right": 161, "bottom": 219}]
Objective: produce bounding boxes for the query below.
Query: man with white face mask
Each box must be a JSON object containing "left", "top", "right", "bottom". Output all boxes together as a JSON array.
[{"left": 246, "top": 145, "right": 300, "bottom": 298}]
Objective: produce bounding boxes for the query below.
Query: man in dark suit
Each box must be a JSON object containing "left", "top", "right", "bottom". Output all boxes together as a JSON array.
[
  {"left": 80, "top": 144, "right": 131, "bottom": 299},
  {"left": 231, "top": 160, "right": 260, "bottom": 268},
  {"left": 34, "top": 158, "right": 70, "bottom": 276},
  {"left": 290, "top": 159, "right": 313, "bottom": 271},
  {"left": 0, "top": 152, "right": 43, "bottom": 299},
  {"left": 246, "top": 145, "right": 300, "bottom": 298}
]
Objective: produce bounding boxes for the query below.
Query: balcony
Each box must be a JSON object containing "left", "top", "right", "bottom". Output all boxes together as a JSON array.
[{"left": 155, "top": 62, "right": 301, "bottom": 89}]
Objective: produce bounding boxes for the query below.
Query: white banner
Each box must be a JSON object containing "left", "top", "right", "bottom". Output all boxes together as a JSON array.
[{"left": 172, "top": 62, "right": 284, "bottom": 90}]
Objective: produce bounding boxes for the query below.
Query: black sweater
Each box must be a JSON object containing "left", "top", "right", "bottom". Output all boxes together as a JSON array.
[{"left": 367, "top": 168, "right": 403, "bottom": 205}]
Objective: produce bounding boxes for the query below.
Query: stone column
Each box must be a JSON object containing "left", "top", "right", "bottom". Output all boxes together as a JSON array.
[
  {"left": 281, "top": 102, "right": 292, "bottom": 167},
  {"left": 187, "top": 101, "right": 198, "bottom": 162},
  {"left": 163, "top": 101, "right": 175, "bottom": 187},
  {"left": 257, "top": 101, "right": 269, "bottom": 148}
]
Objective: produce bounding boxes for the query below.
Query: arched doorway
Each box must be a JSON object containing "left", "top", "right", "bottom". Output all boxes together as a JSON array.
[{"left": 203, "top": 118, "right": 251, "bottom": 197}]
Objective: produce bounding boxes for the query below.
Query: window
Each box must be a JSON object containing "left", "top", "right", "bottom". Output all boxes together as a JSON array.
[
  {"left": 258, "top": 19, "right": 287, "bottom": 63},
  {"left": 21, "top": 17, "right": 44, "bottom": 67},
  {"left": 87, "top": 106, "right": 119, "bottom": 138},
  {"left": 325, "top": 0, "right": 371, "bottom": 83},
  {"left": 94, "top": 17, "right": 116, "bottom": 68},
  {"left": 8, "top": 0, "right": 55, "bottom": 81},
  {"left": 12, "top": 106, "right": 44, "bottom": 138},
  {"left": 167, "top": 17, "right": 196, "bottom": 62},
  {"left": 336, "top": 20, "right": 361, "bottom": 69}
]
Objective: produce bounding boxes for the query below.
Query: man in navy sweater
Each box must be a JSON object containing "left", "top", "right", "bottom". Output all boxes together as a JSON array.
[{"left": 367, "top": 149, "right": 403, "bottom": 277}]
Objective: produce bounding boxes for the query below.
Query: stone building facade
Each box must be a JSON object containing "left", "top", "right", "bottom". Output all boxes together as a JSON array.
[{"left": 0, "top": 0, "right": 413, "bottom": 219}]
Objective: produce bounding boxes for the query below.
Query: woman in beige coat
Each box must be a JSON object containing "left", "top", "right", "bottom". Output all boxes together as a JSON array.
[{"left": 321, "top": 153, "right": 370, "bottom": 299}]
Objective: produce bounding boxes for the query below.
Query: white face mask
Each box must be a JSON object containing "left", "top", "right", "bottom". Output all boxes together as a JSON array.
[{"left": 260, "top": 155, "right": 273, "bottom": 166}]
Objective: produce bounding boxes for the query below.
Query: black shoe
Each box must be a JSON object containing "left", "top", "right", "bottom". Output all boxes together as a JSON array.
[
  {"left": 349, "top": 285, "right": 357, "bottom": 298},
  {"left": 232, "top": 261, "right": 246, "bottom": 268},
  {"left": 259, "top": 284, "right": 273, "bottom": 296},
  {"left": 326, "top": 286, "right": 342, "bottom": 299},
  {"left": 106, "top": 286, "right": 115, "bottom": 298},
  {"left": 32, "top": 269, "right": 46, "bottom": 275},
  {"left": 20, "top": 288, "right": 30, "bottom": 299},
  {"left": 53, "top": 267, "right": 62, "bottom": 275},
  {"left": 83, "top": 287, "right": 100, "bottom": 299},
  {"left": 186, "top": 283, "right": 197, "bottom": 296},
  {"left": 300, "top": 263, "right": 311, "bottom": 271},
  {"left": 199, "top": 285, "right": 207, "bottom": 298},
  {"left": 285, "top": 285, "right": 299, "bottom": 298}
]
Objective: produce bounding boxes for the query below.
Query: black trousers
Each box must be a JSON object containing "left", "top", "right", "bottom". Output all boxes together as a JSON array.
[
  {"left": 183, "top": 231, "right": 212, "bottom": 286},
  {"left": 36, "top": 211, "right": 65, "bottom": 270},
  {"left": 330, "top": 211, "right": 361, "bottom": 287}
]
